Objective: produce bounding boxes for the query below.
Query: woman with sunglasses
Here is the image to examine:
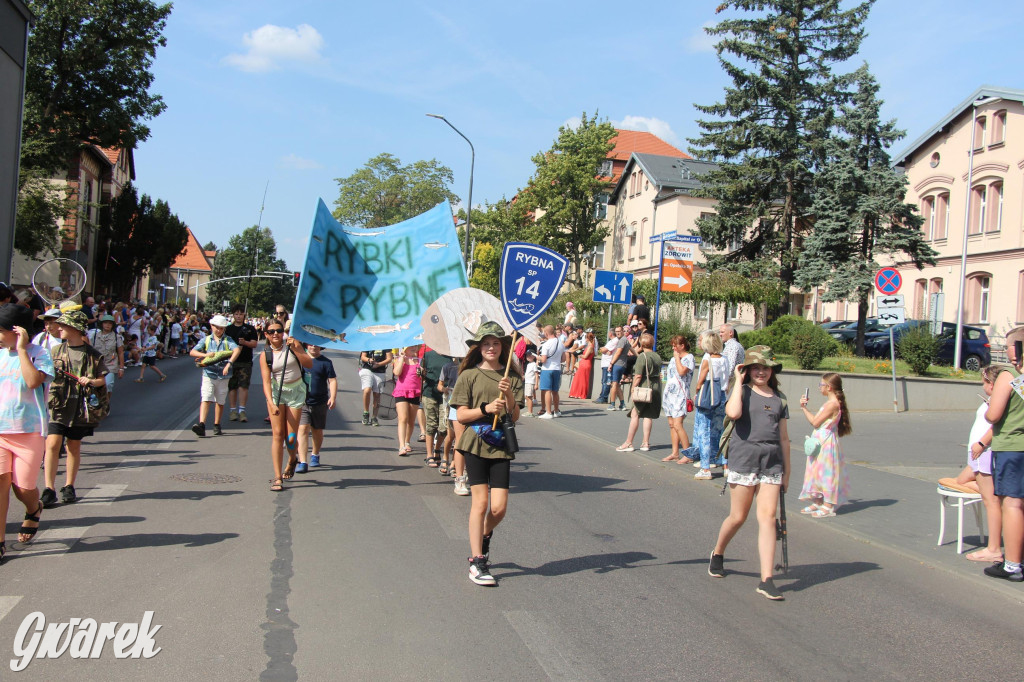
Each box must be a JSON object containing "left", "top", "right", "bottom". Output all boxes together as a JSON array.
[{"left": 260, "top": 322, "right": 312, "bottom": 491}]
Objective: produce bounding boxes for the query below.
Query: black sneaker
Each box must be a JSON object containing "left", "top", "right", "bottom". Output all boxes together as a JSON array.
[
  {"left": 984, "top": 563, "right": 1024, "bottom": 582},
  {"left": 708, "top": 552, "right": 725, "bottom": 578},
  {"left": 756, "top": 578, "right": 784, "bottom": 600},
  {"left": 482, "top": 532, "right": 493, "bottom": 561},
  {"left": 60, "top": 484, "right": 76, "bottom": 504},
  {"left": 371, "top": 417, "right": 380, "bottom": 427},
  {"left": 40, "top": 487, "right": 58, "bottom": 508},
  {"left": 191, "top": 422, "right": 206, "bottom": 437},
  {"left": 468, "top": 556, "right": 496, "bottom": 586},
  {"left": 213, "top": 424, "right": 223, "bottom": 436},
  {"left": 361, "top": 412, "right": 370, "bottom": 425}
]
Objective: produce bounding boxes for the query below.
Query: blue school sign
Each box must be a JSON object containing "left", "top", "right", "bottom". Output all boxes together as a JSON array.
[{"left": 499, "top": 242, "right": 569, "bottom": 331}]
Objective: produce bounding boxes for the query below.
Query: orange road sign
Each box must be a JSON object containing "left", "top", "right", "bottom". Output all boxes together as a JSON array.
[{"left": 661, "top": 261, "right": 692, "bottom": 292}]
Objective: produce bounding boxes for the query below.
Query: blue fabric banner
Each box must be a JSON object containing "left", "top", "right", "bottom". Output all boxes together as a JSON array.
[{"left": 290, "top": 199, "right": 468, "bottom": 350}]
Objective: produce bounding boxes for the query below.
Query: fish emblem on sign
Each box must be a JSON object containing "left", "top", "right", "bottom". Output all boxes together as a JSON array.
[
  {"left": 498, "top": 242, "right": 569, "bottom": 331},
  {"left": 301, "top": 325, "right": 348, "bottom": 343}
]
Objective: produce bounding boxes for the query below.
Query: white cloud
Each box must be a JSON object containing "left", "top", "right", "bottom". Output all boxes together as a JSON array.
[
  {"left": 612, "top": 116, "right": 681, "bottom": 146},
  {"left": 223, "top": 24, "right": 325, "bottom": 73},
  {"left": 279, "top": 153, "right": 323, "bottom": 170},
  {"left": 561, "top": 116, "right": 582, "bottom": 131},
  {"left": 685, "top": 22, "right": 717, "bottom": 54}
]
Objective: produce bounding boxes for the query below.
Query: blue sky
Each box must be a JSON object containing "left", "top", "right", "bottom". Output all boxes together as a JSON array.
[{"left": 133, "top": 0, "right": 1024, "bottom": 271}]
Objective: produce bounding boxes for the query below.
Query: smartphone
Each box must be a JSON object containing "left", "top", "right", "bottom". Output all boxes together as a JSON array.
[
  {"left": 802, "top": 388, "right": 809, "bottom": 401},
  {"left": 1015, "top": 340, "right": 1023, "bottom": 364}
]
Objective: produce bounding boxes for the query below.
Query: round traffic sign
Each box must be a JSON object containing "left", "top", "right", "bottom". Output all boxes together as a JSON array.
[{"left": 874, "top": 267, "right": 902, "bottom": 295}]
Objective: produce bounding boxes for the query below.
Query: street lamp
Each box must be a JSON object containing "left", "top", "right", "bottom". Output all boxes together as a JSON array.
[
  {"left": 953, "top": 95, "right": 1001, "bottom": 369},
  {"left": 426, "top": 113, "right": 474, "bottom": 275}
]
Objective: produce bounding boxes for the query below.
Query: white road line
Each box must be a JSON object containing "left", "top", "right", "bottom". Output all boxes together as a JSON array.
[
  {"left": 139, "top": 410, "right": 197, "bottom": 451},
  {"left": 78, "top": 483, "right": 129, "bottom": 506},
  {"left": 420, "top": 495, "right": 464, "bottom": 541},
  {"left": 20, "top": 526, "right": 89, "bottom": 557},
  {"left": 114, "top": 458, "right": 150, "bottom": 472},
  {"left": 0, "top": 596, "right": 22, "bottom": 625},
  {"left": 503, "top": 610, "right": 601, "bottom": 682}
]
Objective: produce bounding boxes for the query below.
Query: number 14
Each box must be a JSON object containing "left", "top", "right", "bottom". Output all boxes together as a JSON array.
[{"left": 514, "top": 276, "right": 541, "bottom": 299}]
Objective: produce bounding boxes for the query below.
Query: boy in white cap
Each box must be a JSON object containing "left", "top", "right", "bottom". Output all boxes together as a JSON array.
[{"left": 188, "top": 314, "right": 242, "bottom": 437}]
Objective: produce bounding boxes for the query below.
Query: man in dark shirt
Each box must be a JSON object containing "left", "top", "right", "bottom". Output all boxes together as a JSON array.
[
  {"left": 297, "top": 344, "right": 337, "bottom": 470},
  {"left": 631, "top": 296, "right": 651, "bottom": 327},
  {"left": 420, "top": 347, "right": 451, "bottom": 462},
  {"left": 226, "top": 304, "right": 259, "bottom": 423}
]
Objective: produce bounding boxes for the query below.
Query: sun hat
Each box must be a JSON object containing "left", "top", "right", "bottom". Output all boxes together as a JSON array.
[
  {"left": 100, "top": 314, "right": 116, "bottom": 324},
  {"left": 42, "top": 308, "right": 62, "bottom": 319},
  {"left": 56, "top": 310, "right": 88, "bottom": 334},
  {"left": 209, "top": 314, "right": 230, "bottom": 328},
  {"left": 466, "top": 320, "right": 511, "bottom": 348},
  {"left": 738, "top": 344, "right": 782, "bottom": 370}
]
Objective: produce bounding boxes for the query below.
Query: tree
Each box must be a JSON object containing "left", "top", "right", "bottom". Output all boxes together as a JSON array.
[
  {"left": 202, "top": 241, "right": 217, "bottom": 252},
  {"left": 333, "top": 153, "right": 460, "bottom": 228},
  {"left": 796, "top": 66, "right": 935, "bottom": 354},
  {"left": 96, "top": 184, "right": 189, "bottom": 300},
  {"left": 13, "top": 168, "right": 71, "bottom": 259},
  {"left": 689, "top": 0, "right": 874, "bottom": 313},
  {"left": 468, "top": 242, "right": 499, "bottom": 297},
  {"left": 520, "top": 112, "right": 616, "bottom": 288},
  {"left": 20, "top": 0, "right": 171, "bottom": 173},
  {"left": 206, "top": 226, "right": 295, "bottom": 314}
]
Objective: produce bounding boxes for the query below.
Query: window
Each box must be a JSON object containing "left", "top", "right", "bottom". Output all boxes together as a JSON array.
[
  {"left": 177, "top": 272, "right": 186, "bottom": 287},
  {"left": 936, "top": 192, "right": 949, "bottom": 240},
  {"left": 990, "top": 182, "right": 1003, "bottom": 232},
  {"left": 914, "top": 279, "right": 926, "bottom": 317},
  {"left": 992, "top": 110, "right": 1007, "bottom": 145},
  {"left": 727, "top": 303, "right": 739, "bottom": 320},
  {"left": 599, "top": 160, "right": 613, "bottom": 177},
  {"left": 628, "top": 222, "right": 637, "bottom": 259},
  {"left": 594, "top": 192, "right": 609, "bottom": 220},
  {"left": 696, "top": 301, "right": 710, "bottom": 320},
  {"left": 930, "top": 152, "right": 941, "bottom": 168},
  {"left": 969, "top": 185, "right": 987, "bottom": 234},
  {"left": 921, "top": 196, "right": 934, "bottom": 239},
  {"left": 974, "top": 116, "right": 987, "bottom": 149},
  {"left": 979, "top": 277, "right": 990, "bottom": 324},
  {"left": 639, "top": 219, "right": 648, "bottom": 256},
  {"left": 966, "top": 273, "right": 992, "bottom": 324},
  {"left": 590, "top": 242, "right": 606, "bottom": 269}
]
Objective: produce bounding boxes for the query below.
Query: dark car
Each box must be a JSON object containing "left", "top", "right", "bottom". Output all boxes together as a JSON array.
[
  {"left": 829, "top": 318, "right": 885, "bottom": 344},
  {"left": 820, "top": 320, "right": 852, "bottom": 331},
  {"left": 863, "top": 321, "right": 991, "bottom": 370}
]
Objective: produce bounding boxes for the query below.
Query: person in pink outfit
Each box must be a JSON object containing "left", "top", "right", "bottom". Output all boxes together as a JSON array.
[{"left": 798, "top": 373, "right": 852, "bottom": 518}]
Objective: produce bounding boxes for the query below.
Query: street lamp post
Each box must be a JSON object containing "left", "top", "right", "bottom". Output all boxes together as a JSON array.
[
  {"left": 954, "top": 96, "right": 1000, "bottom": 369},
  {"left": 426, "top": 113, "right": 474, "bottom": 276}
]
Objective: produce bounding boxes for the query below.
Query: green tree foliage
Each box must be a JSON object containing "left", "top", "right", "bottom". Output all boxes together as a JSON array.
[
  {"left": 13, "top": 167, "right": 71, "bottom": 259},
  {"left": 202, "top": 241, "right": 217, "bottom": 252},
  {"left": 96, "top": 184, "right": 189, "bottom": 300},
  {"left": 519, "top": 112, "right": 617, "bottom": 289},
  {"left": 689, "top": 0, "right": 873, "bottom": 311},
  {"left": 333, "top": 153, "right": 460, "bottom": 229},
  {"left": 21, "top": 0, "right": 171, "bottom": 172},
  {"left": 206, "top": 226, "right": 295, "bottom": 314},
  {"left": 469, "top": 242, "right": 499, "bottom": 297},
  {"left": 796, "top": 66, "right": 935, "bottom": 354}
]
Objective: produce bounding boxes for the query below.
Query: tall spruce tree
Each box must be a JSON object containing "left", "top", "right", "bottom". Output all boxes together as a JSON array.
[
  {"left": 688, "top": 0, "right": 874, "bottom": 315},
  {"left": 796, "top": 66, "right": 936, "bottom": 354}
]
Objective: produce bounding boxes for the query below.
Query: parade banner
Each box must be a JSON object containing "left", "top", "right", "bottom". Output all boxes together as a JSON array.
[
  {"left": 498, "top": 242, "right": 569, "bottom": 331},
  {"left": 291, "top": 199, "right": 468, "bottom": 350}
]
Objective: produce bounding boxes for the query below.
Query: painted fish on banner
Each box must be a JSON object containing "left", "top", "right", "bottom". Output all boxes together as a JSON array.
[{"left": 291, "top": 199, "right": 468, "bottom": 350}]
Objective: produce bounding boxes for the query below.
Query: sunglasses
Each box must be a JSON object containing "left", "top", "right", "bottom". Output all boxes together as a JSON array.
[{"left": 266, "top": 329, "right": 284, "bottom": 334}]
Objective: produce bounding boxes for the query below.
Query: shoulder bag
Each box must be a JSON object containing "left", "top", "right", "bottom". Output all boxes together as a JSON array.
[
  {"left": 632, "top": 353, "right": 655, "bottom": 404},
  {"left": 695, "top": 356, "right": 723, "bottom": 409}
]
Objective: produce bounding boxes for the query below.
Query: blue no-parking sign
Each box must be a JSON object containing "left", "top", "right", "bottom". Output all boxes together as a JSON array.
[
  {"left": 874, "top": 267, "right": 902, "bottom": 295},
  {"left": 499, "top": 242, "right": 569, "bottom": 330}
]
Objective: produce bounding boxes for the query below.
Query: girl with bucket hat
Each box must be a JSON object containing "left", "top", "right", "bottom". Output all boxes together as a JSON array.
[
  {"left": 449, "top": 321, "right": 523, "bottom": 586},
  {"left": 708, "top": 345, "right": 791, "bottom": 601}
]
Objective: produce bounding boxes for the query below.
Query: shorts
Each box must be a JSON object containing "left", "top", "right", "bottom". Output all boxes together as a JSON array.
[
  {"left": 0, "top": 433, "right": 46, "bottom": 488},
  {"left": 610, "top": 365, "right": 627, "bottom": 383},
  {"left": 727, "top": 470, "right": 783, "bottom": 487},
  {"left": 538, "top": 369, "right": 561, "bottom": 392},
  {"left": 359, "top": 369, "right": 385, "bottom": 393},
  {"left": 969, "top": 449, "right": 993, "bottom": 476},
  {"left": 462, "top": 451, "right": 511, "bottom": 489},
  {"left": 201, "top": 374, "right": 230, "bottom": 405},
  {"left": 104, "top": 371, "right": 117, "bottom": 392},
  {"left": 300, "top": 402, "right": 329, "bottom": 429},
  {"left": 525, "top": 382, "right": 535, "bottom": 398},
  {"left": 992, "top": 451, "right": 1024, "bottom": 499},
  {"left": 48, "top": 423, "right": 94, "bottom": 441},
  {"left": 422, "top": 395, "right": 447, "bottom": 435},
  {"left": 395, "top": 396, "right": 420, "bottom": 406},
  {"left": 142, "top": 355, "right": 157, "bottom": 366},
  {"left": 271, "top": 378, "right": 307, "bottom": 410},
  {"left": 228, "top": 362, "right": 253, "bottom": 390}
]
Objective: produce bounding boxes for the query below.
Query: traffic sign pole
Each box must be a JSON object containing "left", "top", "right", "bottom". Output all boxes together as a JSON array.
[
  {"left": 653, "top": 240, "right": 665, "bottom": 351},
  {"left": 889, "top": 326, "right": 898, "bottom": 414}
]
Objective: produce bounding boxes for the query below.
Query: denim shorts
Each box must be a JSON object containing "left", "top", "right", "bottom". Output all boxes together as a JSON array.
[
  {"left": 610, "top": 365, "right": 627, "bottom": 383},
  {"left": 992, "top": 451, "right": 1024, "bottom": 499},
  {"left": 538, "top": 369, "right": 561, "bottom": 392}
]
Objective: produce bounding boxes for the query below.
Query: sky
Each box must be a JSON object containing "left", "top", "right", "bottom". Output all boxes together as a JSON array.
[{"left": 132, "top": 0, "right": 1024, "bottom": 271}]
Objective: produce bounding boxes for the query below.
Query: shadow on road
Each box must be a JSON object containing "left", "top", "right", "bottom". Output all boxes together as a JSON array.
[
  {"left": 6, "top": 515, "right": 146, "bottom": 535},
  {"left": 511, "top": 470, "right": 647, "bottom": 495},
  {"left": 64, "top": 531, "right": 240, "bottom": 553},
  {"left": 778, "top": 560, "right": 882, "bottom": 592},
  {"left": 839, "top": 498, "right": 898, "bottom": 513},
  {"left": 492, "top": 551, "right": 657, "bottom": 579},
  {"left": 114, "top": 489, "right": 245, "bottom": 503}
]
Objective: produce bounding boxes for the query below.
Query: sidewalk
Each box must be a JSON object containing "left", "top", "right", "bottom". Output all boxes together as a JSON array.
[{"left": 531, "top": 383, "right": 1023, "bottom": 601}]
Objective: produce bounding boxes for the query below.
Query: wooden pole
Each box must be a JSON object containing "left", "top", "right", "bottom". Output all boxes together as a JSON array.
[{"left": 493, "top": 330, "right": 519, "bottom": 428}]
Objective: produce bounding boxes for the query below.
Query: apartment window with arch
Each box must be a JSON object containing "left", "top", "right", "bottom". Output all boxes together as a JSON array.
[
  {"left": 989, "top": 181, "right": 1003, "bottom": 232},
  {"left": 974, "top": 116, "right": 987, "bottom": 149},
  {"left": 914, "top": 279, "right": 927, "bottom": 317},
  {"left": 629, "top": 172, "right": 636, "bottom": 195},
  {"left": 966, "top": 273, "right": 992, "bottom": 324},
  {"left": 920, "top": 196, "right": 934, "bottom": 239},
  {"left": 628, "top": 222, "right": 637, "bottom": 259},
  {"left": 636, "top": 171, "right": 644, "bottom": 195},
  {"left": 992, "top": 110, "right": 1007, "bottom": 145},
  {"left": 935, "top": 192, "right": 949, "bottom": 240},
  {"left": 639, "top": 218, "right": 648, "bottom": 256},
  {"left": 969, "top": 185, "right": 987, "bottom": 234}
]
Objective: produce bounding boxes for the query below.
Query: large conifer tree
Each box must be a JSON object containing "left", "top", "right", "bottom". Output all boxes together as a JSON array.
[
  {"left": 796, "top": 66, "right": 935, "bottom": 354},
  {"left": 688, "top": 0, "right": 874, "bottom": 314}
]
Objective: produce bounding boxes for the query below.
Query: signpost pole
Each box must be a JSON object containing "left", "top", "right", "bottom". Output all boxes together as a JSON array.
[
  {"left": 606, "top": 303, "right": 612, "bottom": 336},
  {"left": 889, "top": 326, "right": 898, "bottom": 414},
  {"left": 652, "top": 240, "right": 666, "bottom": 351}
]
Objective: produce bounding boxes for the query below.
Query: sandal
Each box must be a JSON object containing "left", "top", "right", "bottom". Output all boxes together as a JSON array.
[
  {"left": 800, "top": 504, "right": 820, "bottom": 515},
  {"left": 270, "top": 478, "right": 284, "bottom": 492},
  {"left": 134, "top": 378, "right": 144, "bottom": 383},
  {"left": 662, "top": 454, "right": 680, "bottom": 462},
  {"left": 425, "top": 457, "right": 440, "bottom": 467},
  {"left": 283, "top": 456, "right": 298, "bottom": 479},
  {"left": 159, "top": 375, "right": 167, "bottom": 382},
  {"left": 18, "top": 504, "right": 42, "bottom": 544},
  {"left": 677, "top": 457, "right": 694, "bottom": 465},
  {"left": 439, "top": 461, "right": 449, "bottom": 475},
  {"left": 811, "top": 507, "right": 836, "bottom": 518}
]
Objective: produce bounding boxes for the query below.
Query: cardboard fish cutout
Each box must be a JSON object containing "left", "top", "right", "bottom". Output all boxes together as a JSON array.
[{"left": 420, "top": 287, "right": 542, "bottom": 357}]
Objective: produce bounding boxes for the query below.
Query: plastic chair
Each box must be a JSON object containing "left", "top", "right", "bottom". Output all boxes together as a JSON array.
[{"left": 937, "top": 486, "right": 986, "bottom": 554}]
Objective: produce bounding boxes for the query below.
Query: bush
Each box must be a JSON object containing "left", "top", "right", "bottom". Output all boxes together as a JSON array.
[
  {"left": 739, "top": 315, "right": 835, "bottom": 356},
  {"left": 655, "top": 320, "right": 699, "bottom": 357},
  {"left": 897, "top": 326, "right": 940, "bottom": 375},
  {"left": 738, "top": 329, "right": 771, "bottom": 349},
  {"left": 790, "top": 326, "right": 839, "bottom": 370}
]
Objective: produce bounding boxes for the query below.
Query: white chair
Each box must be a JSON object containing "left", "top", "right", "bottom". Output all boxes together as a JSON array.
[{"left": 936, "top": 486, "right": 987, "bottom": 554}]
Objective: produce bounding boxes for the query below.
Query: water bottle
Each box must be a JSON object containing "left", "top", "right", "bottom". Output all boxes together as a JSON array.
[{"left": 88, "top": 393, "right": 99, "bottom": 409}]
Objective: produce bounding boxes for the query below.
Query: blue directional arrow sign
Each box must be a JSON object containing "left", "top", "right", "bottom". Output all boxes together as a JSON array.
[
  {"left": 499, "top": 242, "right": 569, "bottom": 331},
  {"left": 592, "top": 270, "right": 633, "bottom": 305}
]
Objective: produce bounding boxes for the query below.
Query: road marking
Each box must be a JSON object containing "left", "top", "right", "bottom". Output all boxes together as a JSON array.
[
  {"left": 114, "top": 458, "right": 150, "bottom": 472},
  {"left": 420, "top": 495, "right": 464, "bottom": 541},
  {"left": 78, "top": 483, "right": 129, "bottom": 506},
  {"left": 22, "top": 526, "right": 89, "bottom": 557},
  {"left": 504, "top": 610, "right": 601, "bottom": 681},
  {"left": 140, "top": 410, "right": 197, "bottom": 451},
  {"left": 0, "top": 596, "right": 22, "bottom": 625}
]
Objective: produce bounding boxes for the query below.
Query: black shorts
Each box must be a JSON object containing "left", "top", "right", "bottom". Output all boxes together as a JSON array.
[
  {"left": 395, "top": 396, "right": 420, "bottom": 406},
  {"left": 300, "top": 402, "right": 329, "bottom": 430},
  {"left": 142, "top": 356, "right": 157, "bottom": 366},
  {"left": 461, "top": 451, "right": 511, "bottom": 489},
  {"left": 48, "top": 423, "right": 94, "bottom": 441}
]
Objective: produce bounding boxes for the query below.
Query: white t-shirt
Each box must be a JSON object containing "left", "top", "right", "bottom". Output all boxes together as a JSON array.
[
  {"left": 171, "top": 322, "right": 182, "bottom": 340},
  {"left": 524, "top": 361, "right": 539, "bottom": 385},
  {"left": 32, "top": 331, "right": 63, "bottom": 355},
  {"left": 539, "top": 338, "right": 565, "bottom": 372},
  {"left": 600, "top": 337, "right": 617, "bottom": 369}
]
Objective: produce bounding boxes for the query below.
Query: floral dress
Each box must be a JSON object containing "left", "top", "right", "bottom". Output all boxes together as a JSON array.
[
  {"left": 799, "top": 407, "right": 848, "bottom": 507},
  {"left": 662, "top": 353, "right": 693, "bottom": 419}
]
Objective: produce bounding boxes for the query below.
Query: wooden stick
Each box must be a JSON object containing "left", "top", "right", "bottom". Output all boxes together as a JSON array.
[{"left": 493, "top": 330, "right": 518, "bottom": 429}]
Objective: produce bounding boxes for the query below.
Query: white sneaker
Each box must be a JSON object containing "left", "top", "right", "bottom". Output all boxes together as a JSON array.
[
  {"left": 553, "top": 411, "right": 562, "bottom": 418},
  {"left": 695, "top": 469, "right": 712, "bottom": 480},
  {"left": 454, "top": 476, "right": 470, "bottom": 496},
  {"left": 537, "top": 413, "right": 554, "bottom": 420}
]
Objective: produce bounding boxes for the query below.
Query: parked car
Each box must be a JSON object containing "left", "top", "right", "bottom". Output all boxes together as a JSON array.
[
  {"left": 830, "top": 318, "right": 885, "bottom": 344},
  {"left": 862, "top": 321, "right": 991, "bottom": 370},
  {"left": 820, "top": 320, "right": 852, "bottom": 331}
]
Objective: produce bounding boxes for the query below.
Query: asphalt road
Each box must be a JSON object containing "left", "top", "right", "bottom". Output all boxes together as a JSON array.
[{"left": 2, "top": 349, "right": 1021, "bottom": 681}]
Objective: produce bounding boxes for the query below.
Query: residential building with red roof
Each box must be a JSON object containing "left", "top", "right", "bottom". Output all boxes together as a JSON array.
[{"left": 139, "top": 227, "right": 216, "bottom": 307}]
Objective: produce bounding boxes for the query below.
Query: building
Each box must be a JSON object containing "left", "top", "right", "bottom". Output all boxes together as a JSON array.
[
  {"left": 0, "top": 0, "right": 31, "bottom": 284},
  {"left": 137, "top": 227, "right": 215, "bottom": 308}
]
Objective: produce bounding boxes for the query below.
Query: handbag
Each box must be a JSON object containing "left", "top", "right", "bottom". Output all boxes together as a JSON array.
[
  {"left": 804, "top": 435, "right": 822, "bottom": 457},
  {"left": 632, "top": 353, "right": 654, "bottom": 404},
  {"left": 686, "top": 399, "right": 694, "bottom": 413},
  {"left": 695, "top": 356, "right": 723, "bottom": 409}
]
